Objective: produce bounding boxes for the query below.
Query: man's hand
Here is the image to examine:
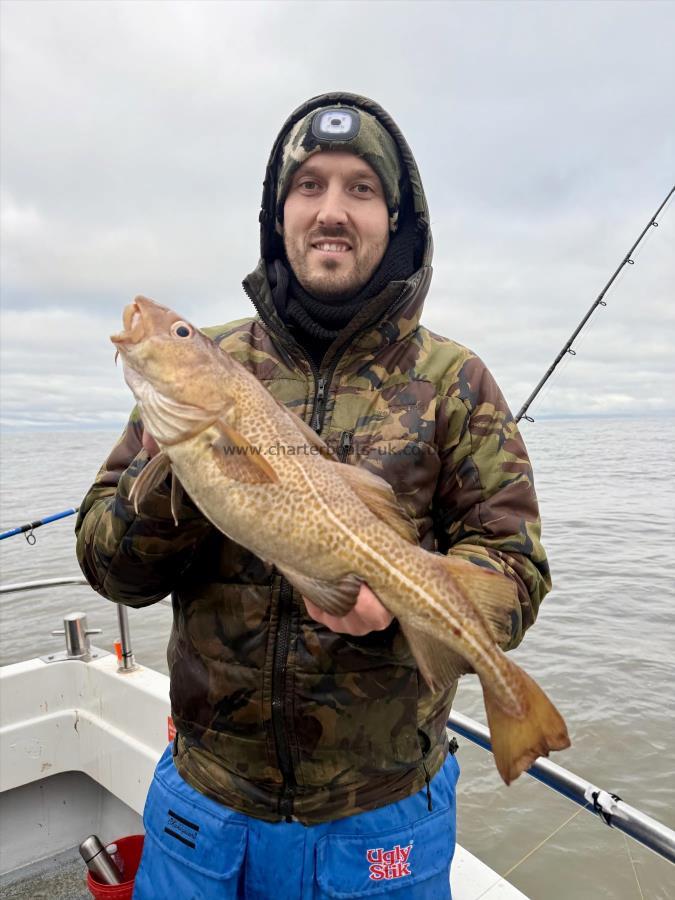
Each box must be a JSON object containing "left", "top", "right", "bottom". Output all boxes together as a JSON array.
[
  {"left": 303, "top": 583, "right": 394, "bottom": 636},
  {"left": 142, "top": 429, "right": 161, "bottom": 458}
]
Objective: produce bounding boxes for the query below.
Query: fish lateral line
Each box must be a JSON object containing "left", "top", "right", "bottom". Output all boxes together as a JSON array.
[{"left": 293, "top": 460, "right": 498, "bottom": 673}]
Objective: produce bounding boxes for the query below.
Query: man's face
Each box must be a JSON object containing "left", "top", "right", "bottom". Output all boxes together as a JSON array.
[{"left": 282, "top": 151, "right": 390, "bottom": 301}]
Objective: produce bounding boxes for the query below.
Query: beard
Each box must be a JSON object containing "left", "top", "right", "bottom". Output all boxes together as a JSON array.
[{"left": 283, "top": 231, "right": 389, "bottom": 302}]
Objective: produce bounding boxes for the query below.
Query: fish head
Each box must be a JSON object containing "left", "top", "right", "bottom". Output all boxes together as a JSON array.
[{"left": 111, "top": 295, "right": 237, "bottom": 444}]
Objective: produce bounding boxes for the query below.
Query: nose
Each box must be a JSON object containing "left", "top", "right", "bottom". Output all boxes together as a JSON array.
[{"left": 316, "top": 182, "right": 348, "bottom": 229}]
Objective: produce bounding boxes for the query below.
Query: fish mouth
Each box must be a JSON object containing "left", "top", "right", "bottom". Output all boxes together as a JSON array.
[{"left": 110, "top": 298, "right": 146, "bottom": 348}]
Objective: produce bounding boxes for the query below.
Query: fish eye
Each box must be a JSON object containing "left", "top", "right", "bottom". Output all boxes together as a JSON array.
[{"left": 171, "top": 321, "right": 193, "bottom": 338}]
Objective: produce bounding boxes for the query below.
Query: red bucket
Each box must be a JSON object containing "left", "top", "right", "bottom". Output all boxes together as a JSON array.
[{"left": 86, "top": 834, "right": 144, "bottom": 900}]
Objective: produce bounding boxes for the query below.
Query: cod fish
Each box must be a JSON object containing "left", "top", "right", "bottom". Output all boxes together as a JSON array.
[{"left": 112, "top": 295, "right": 570, "bottom": 784}]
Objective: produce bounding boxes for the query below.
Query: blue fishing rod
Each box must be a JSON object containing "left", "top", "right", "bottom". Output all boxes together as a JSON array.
[
  {"left": 515, "top": 183, "right": 675, "bottom": 423},
  {"left": 0, "top": 508, "right": 79, "bottom": 544}
]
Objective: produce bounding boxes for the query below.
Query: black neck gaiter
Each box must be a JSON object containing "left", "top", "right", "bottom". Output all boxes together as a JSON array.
[{"left": 268, "top": 200, "right": 418, "bottom": 367}]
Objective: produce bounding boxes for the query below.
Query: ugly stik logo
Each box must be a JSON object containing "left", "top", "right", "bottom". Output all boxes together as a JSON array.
[{"left": 367, "top": 842, "right": 413, "bottom": 880}]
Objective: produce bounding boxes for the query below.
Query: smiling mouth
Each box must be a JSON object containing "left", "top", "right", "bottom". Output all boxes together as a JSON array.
[{"left": 311, "top": 241, "right": 352, "bottom": 255}]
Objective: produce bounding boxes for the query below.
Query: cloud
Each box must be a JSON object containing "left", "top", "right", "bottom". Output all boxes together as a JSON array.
[
  {"left": 0, "top": 308, "right": 129, "bottom": 429},
  {"left": 1, "top": 0, "right": 674, "bottom": 428}
]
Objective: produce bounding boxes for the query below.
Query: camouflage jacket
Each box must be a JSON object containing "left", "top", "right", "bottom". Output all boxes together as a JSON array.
[{"left": 75, "top": 93, "right": 551, "bottom": 825}]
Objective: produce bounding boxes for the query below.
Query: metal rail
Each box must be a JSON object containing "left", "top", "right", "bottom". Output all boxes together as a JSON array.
[
  {"left": 0, "top": 577, "right": 136, "bottom": 672},
  {"left": 116, "top": 602, "right": 137, "bottom": 671},
  {"left": 448, "top": 710, "right": 675, "bottom": 865},
  {"left": 0, "top": 577, "right": 89, "bottom": 594}
]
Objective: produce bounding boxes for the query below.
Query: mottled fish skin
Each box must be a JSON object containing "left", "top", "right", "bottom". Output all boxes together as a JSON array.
[
  {"left": 114, "top": 299, "right": 497, "bottom": 654},
  {"left": 113, "top": 297, "right": 565, "bottom": 756},
  {"left": 167, "top": 419, "right": 521, "bottom": 715}
]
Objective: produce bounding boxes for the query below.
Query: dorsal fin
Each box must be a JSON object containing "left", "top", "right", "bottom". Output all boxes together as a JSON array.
[
  {"left": 273, "top": 396, "right": 416, "bottom": 544},
  {"left": 339, "top": 464, "right": 418, "bottom": 545},
  {"left": 129, "top": 452, "right": 172, "bottom": 514}
]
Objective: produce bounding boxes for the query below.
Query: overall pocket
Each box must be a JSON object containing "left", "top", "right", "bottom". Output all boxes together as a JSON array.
[
  {"left": 315, "top": 804, "right": 455, "bottom": 899},
  {"left": 132, "top": 747, "right": 247, "bottom": 899}
]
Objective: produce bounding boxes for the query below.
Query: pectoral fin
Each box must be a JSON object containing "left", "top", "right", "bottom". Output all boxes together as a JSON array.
[
  {"left": 212, "top": 419, "right": 278, "bottom": 484},
  {"left": 339, "top": 465, "right": 418, "bottom": 545},
  {"left": 400, "top": 623, "right": 473, "bottom": 691},
  {"left": 277, "top": 565, "right": 362, "bottom": 617},
  {"left": 129, "top": 451, "right": 172, "bottom": 515},
  {"left": 170, "top": 474, "right": 185, "bottom": 526}
]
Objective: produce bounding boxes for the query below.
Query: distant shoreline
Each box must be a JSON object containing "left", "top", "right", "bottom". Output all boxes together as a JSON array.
[{"left": 2, "top": 410, "right": 674, "bottom": 435}]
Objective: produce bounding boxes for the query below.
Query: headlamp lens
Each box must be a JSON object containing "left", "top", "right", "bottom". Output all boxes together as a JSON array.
[{"left": 311, "top": 108, "right": 360, "bottom": 142}]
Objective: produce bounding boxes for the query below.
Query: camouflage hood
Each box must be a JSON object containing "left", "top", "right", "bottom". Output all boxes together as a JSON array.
[{"left": 244, "top": 92, "right": 434, "bottom": 349}]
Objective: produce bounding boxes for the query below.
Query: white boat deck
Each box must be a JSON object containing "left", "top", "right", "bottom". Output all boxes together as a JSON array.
[{"left": 0, "top": 654, "right": 527, "bottom": 898}]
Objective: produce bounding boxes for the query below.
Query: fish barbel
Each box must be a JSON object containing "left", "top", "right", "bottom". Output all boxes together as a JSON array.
[{"left": 111, "top": 295, "right": 570, "bottom": 784}]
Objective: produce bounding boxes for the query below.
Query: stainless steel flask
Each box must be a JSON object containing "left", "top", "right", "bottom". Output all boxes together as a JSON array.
[{"left": 79, "top": 835, "right": 123, "bottom": 885}]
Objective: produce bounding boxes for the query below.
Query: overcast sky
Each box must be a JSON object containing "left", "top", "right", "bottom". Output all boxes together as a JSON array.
[{"left": 1, "top": 0, "right": 673, "bottom": 431}]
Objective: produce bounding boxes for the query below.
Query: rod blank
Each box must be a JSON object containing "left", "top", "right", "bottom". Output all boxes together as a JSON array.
[
  {"left": 516, "top": 184, "right": 675, "bottom": 424},
  {"left": 0, "top": 508, "right": 79, "bottom": 542}
]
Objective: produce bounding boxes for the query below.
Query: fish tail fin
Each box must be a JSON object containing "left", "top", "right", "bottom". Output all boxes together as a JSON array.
[{"left": 481, "top": 660, "right": 570, "bottom": 785}]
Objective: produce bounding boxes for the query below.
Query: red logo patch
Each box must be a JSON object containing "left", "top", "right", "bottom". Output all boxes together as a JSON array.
[{"left": 367, "top": 842, "right": 413, "bottom": 880}]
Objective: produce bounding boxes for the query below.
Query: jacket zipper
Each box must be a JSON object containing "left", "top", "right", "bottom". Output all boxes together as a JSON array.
[
  {"left": 271, "top": 576, "right": 296, "bottom": 820},
  {"left": 338, "top": 430, "right": 353, "bottom": 463},
  {"left": 312, "top": 376, "right": 326, "bottom": 432},
  {"left": 307, "top": 278, "right": 414, "bottom": 435},
  {"left": 242, "top": 277, "right": 413, "bottom": 819},
  {"left": 243, "top": 281, "right": 327, "bottom": 819},
  {"left": 242, "top": 279, "right": 327, "bottom": 433}
]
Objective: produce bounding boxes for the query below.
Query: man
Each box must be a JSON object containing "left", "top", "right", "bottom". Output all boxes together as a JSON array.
[{"left": 76, "top": 92, "right": 551, "bottom": 898}]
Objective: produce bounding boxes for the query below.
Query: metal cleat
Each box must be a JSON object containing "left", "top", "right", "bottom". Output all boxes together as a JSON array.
[{"left": 41, "top": 611, "right": 109, "bottom": 663}]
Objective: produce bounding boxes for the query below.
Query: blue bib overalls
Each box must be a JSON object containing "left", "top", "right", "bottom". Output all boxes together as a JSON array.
[{"left": 133, "top": 744, "right": 459, "bottom": 899}]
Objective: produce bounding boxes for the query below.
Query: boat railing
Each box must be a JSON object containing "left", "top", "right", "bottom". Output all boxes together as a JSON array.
[
  {"left": 1, "top": 577, "right": 674, "bottom": 867},
  {"left": 448, "top": 711, "right": 675, "bottom": 865},
  {"left": 0, "top": 576, "right": 137, "bottom": 671}
]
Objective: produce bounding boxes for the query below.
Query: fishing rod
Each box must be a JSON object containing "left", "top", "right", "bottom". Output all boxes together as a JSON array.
[
  {"left": 0, "top": 507, "right": 79, "bottom": 544},
  {"left": 515, "top": 184, "right": 675, "bottom": 424}
]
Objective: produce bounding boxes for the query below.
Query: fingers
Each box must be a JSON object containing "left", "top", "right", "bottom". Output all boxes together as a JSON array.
[
  {"left": 303, "top": 597, "right": 327, "bottom": 623},
  {"left": 302, "top": 585, "right": 394, "bottom": 636},
  {"left": 303, "top": 597, "right": 358, "bottom": 633}
]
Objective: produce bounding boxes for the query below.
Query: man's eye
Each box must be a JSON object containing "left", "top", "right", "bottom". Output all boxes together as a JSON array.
[
  {"left": 299, "top": 180, "right": 318, "bottom": 190},
  {"left": 353, "top": 184, "right": 374, "bottom": 194}
]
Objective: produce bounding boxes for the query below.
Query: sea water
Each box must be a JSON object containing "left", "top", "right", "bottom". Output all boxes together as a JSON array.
[{"left": 1, "top": 417, "right": 673, "bottom": 899}]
